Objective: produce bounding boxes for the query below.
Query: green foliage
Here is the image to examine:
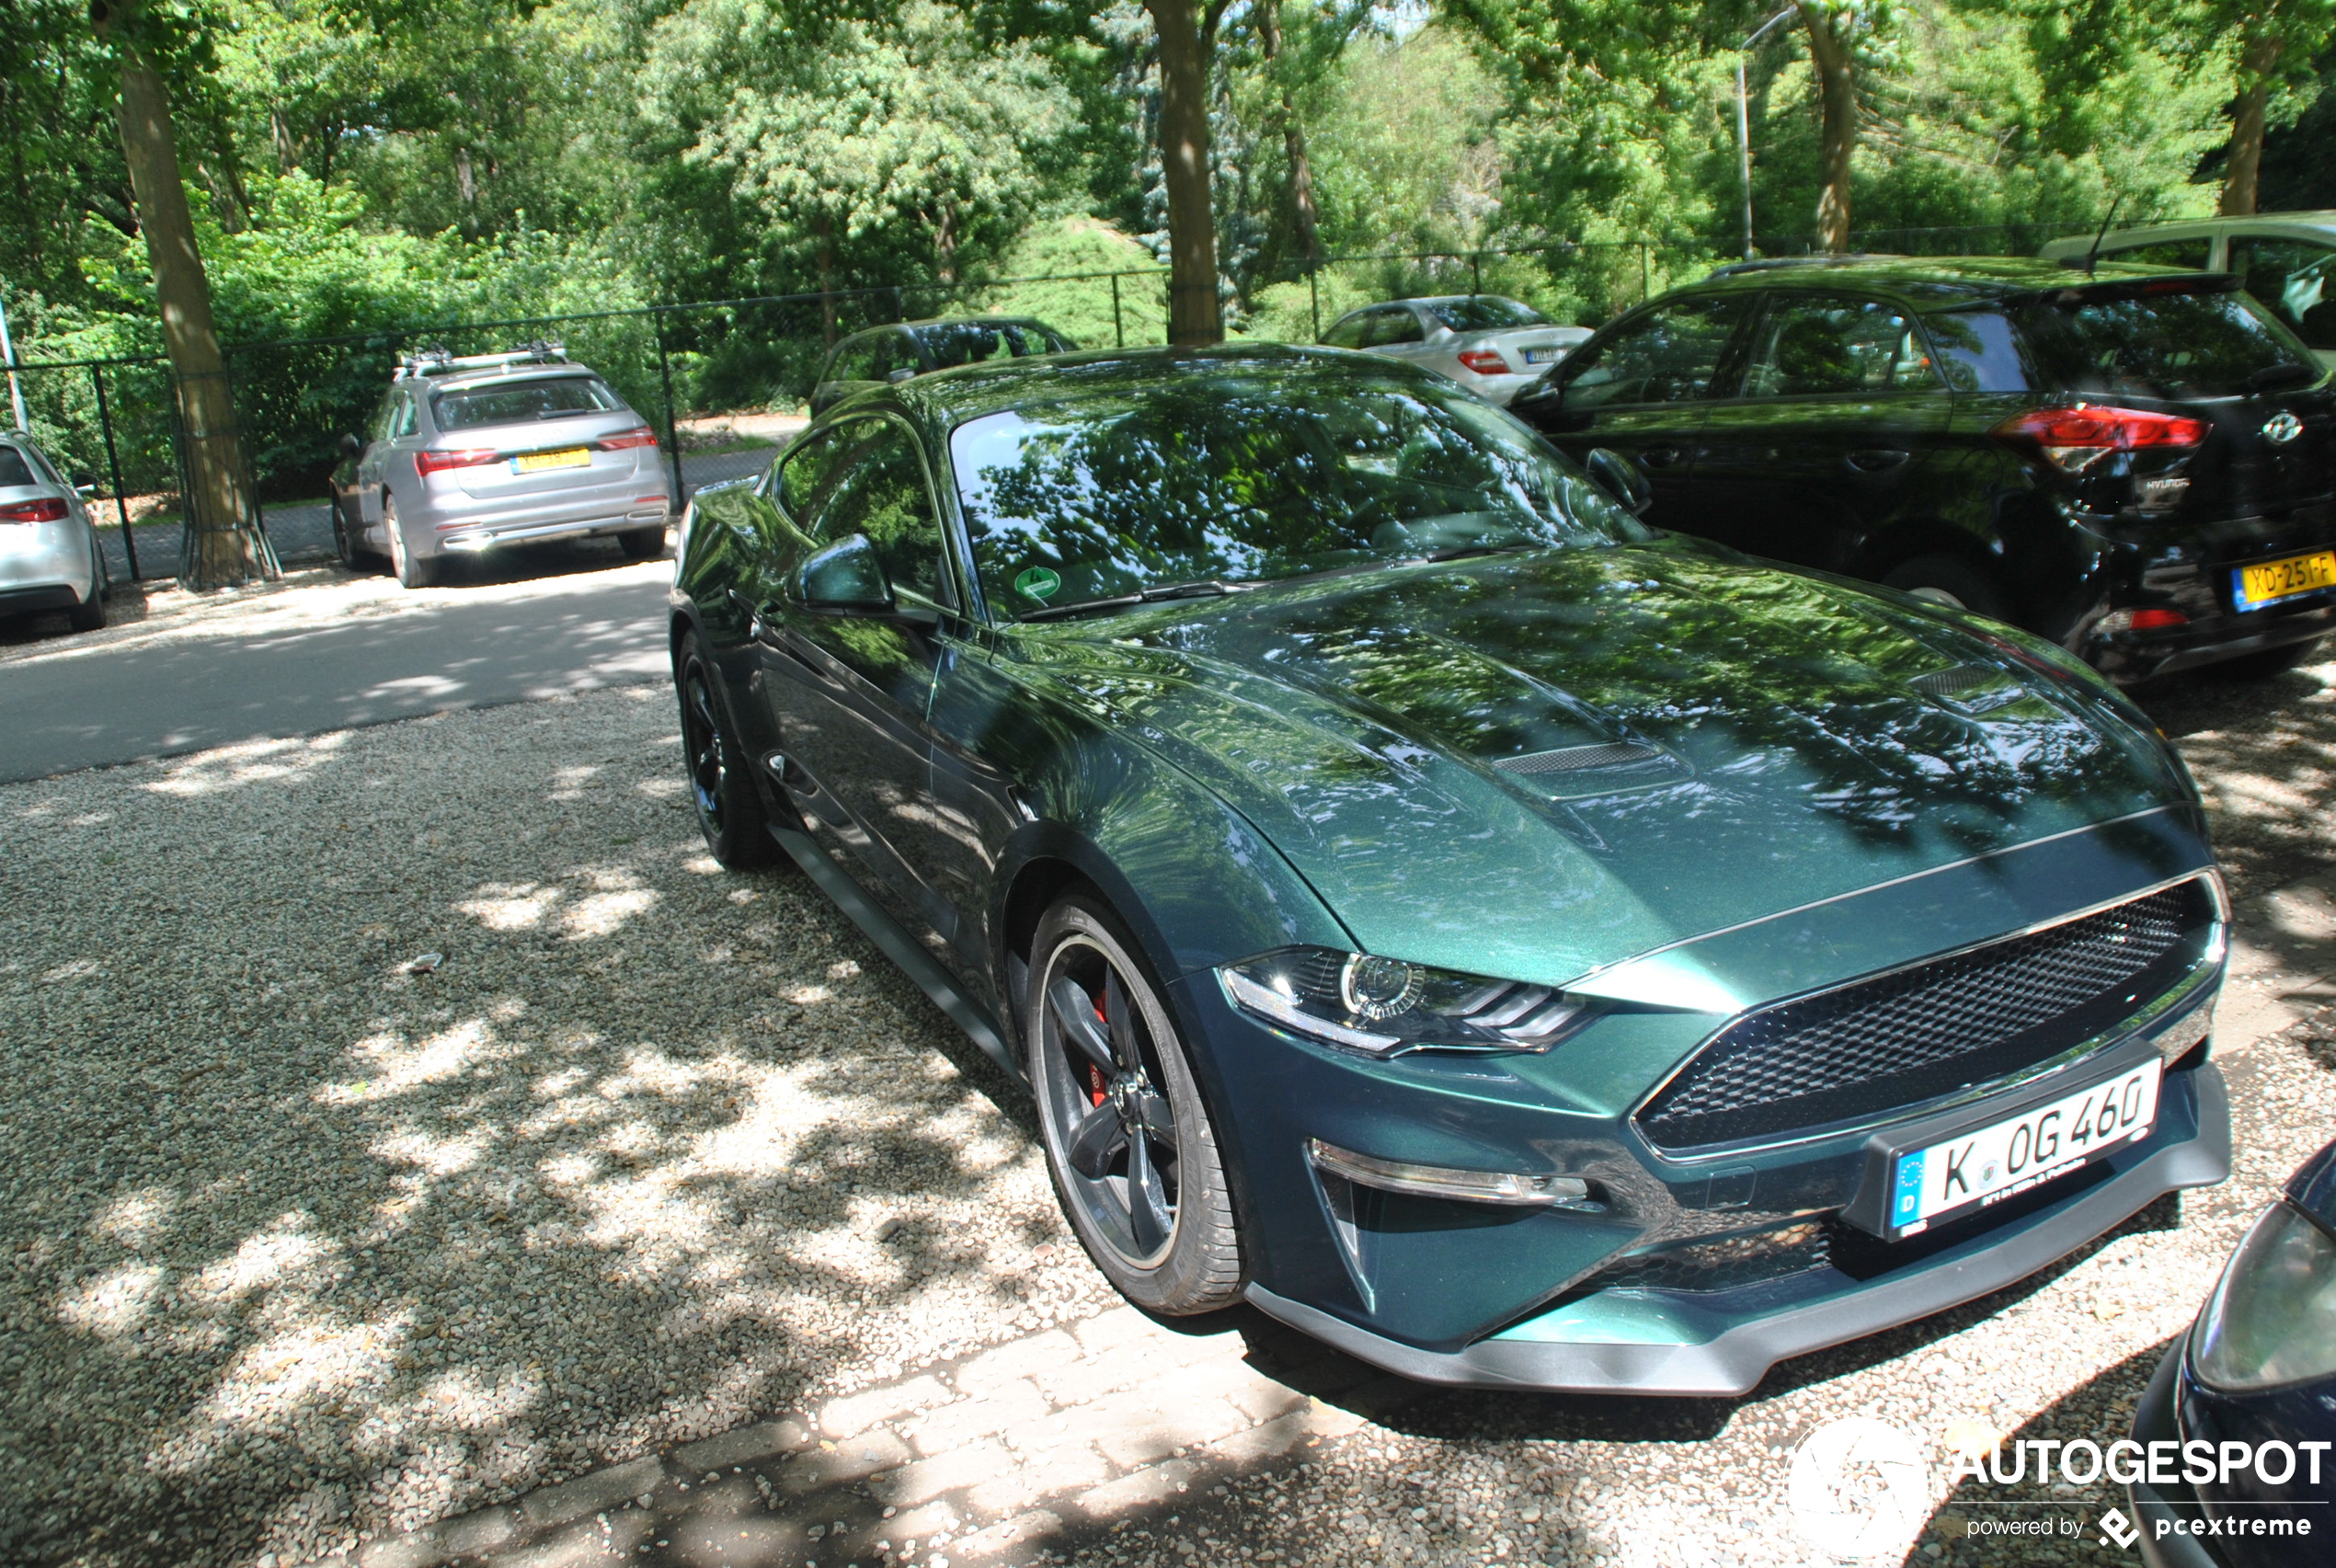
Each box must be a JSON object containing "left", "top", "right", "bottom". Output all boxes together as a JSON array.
[{"left": 981, "top": 217, "right": 1168, "bottom": 348}]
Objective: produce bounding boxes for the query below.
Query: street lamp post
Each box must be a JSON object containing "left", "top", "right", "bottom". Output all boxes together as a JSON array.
[{"left": 1736, "top": 7, "right": 1798, "bottom": 262}]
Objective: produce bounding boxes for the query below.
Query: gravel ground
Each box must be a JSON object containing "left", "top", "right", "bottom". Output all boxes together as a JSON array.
[
  {"left": 1, "top": 632, "right": 2330, "bottom": 1568},
  {"left": 0, "top": 685, "right": 1113, "bottom": 1568}
]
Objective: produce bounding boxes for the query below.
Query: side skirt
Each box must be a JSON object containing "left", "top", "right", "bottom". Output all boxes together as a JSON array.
[{"left": 767, "top": 823, "right": 1027, "bottom": 1088}]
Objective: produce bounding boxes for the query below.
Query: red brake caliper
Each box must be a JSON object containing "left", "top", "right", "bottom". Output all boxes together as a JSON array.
[{"left": 1088, "top": 992, "right": 1110, "bottom": 1105}]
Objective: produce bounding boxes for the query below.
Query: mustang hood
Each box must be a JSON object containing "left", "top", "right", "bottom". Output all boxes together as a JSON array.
[{"left": 1003, "top": 543, "right": 2204, "bottom": 997}]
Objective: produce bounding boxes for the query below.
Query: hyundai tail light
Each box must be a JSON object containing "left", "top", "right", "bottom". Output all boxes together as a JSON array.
[
  {"left": 1992, "top": 404, "right": 2207, "bottom": 474},
  {"left": 416, "top": 448, "right": 502, "bottom": 475},
  {"left": 1456, "top": 349, "right": 1510, "bottom": 376},
  {"left": 0, "top": 497, "right": 68, "bottom": 522}
]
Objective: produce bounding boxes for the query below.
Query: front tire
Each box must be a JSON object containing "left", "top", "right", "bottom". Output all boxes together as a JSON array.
[
  {"left": 675, "top": 631, "right": 774, "bottom": 868},
  {"left": 1883, "top": 555, "right": 2009, "bottom": 621},
  {"left": 333, "top": 495, "right": 375, "bottom": 569},
  {"left": 1026, "top": 892, "right": 1242, "bottom": 1315},
  {"left": 385, "top": 496, "right": 439, "bottom": 589}
]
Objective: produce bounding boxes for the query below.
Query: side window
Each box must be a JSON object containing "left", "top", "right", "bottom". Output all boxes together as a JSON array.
[
  {"left": 367, "top": 389, "right": 399, "bottom": 442},
  {"left": 1368, "top": 309, "right": 1426, "bottom": 348},
  {"left": 774, "top": 424, "right": 865, "bottom": 533},
  {"left": 872, "top": 333, "right": 921, "bottom": 378},
  {"left": 815, "top": 423, "right": 946, "bottom": 602},
  {"left": 1927, "top": 308, "right": 2033, "bottom": 392},
  {"left": 826, "top": 338, "right": 883, "bottom": 384},
  {"left": 1740, "top": 296, "right": 1935, "bottom": 398},
  {"left": 2230, "top": 237, "right": 2336, "bottom": 349},
  {"left": 389, "top": 392, "right": 419, "bottom": 440},
  {"left": 1321, "top": 314, "right": 1372, "bottom": 350},
  {"left": 2106, "top": 237, "right": 2212, "bottom": 270},
  {"left": 1558, "top": 297, "right": 1746, "bottom": 408}
]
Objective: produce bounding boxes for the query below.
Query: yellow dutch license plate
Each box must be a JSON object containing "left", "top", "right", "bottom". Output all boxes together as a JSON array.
[
  {"left": 2234, "top": 549, "right": 2336, "bottom": 610},
  {"left": 511, "top": 447, "right": 590, "bottom": 474}
]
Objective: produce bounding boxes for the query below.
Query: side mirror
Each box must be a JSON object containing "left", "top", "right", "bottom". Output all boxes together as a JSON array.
[
  {"left": 338, "top": 432, "right": 362, "bottom": 458},
  {"left": 1585, "top": 447, "right": 1653, "bottom": 517},
  {"left": 799, "top": 532, "right": 894, "bottom": 612},
  {"left": 884, "top": 367, "right": 918, "bottom": 384}
]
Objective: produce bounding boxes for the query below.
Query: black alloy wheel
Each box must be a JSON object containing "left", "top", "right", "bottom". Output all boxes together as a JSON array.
[
  {"left": 1027, "top": 893, "right": 1242, "bottom": 1314},
  {"left": 675, "top": 632, "right": 773, "bottom": 868}
]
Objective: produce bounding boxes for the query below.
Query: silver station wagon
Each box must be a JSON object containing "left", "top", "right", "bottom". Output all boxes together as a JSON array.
[
  {"left": 330, "top": 347, "right": 676, "bottom": 588},
  {"left": 0, "top": 430, "right": 110, "bottom": 633}
]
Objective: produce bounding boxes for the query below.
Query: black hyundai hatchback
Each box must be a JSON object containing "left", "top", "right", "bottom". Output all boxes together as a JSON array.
[{"left": 1509, "top": 258, "right": 2336, "bottom": 682}]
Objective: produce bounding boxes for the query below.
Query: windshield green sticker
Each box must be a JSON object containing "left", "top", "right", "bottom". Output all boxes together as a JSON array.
[{"left": 1013, "top": 566, "right": 1062, "bottom": 602}]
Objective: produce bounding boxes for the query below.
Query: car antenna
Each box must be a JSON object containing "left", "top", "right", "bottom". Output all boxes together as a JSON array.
[{"left": 2082, "top": 195, "right": 2124, "bottom": 277}]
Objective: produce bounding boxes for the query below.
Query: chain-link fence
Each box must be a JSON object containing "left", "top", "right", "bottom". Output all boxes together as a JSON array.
[{"left": 2, "top": 223, "right": 2098, "bottom": 583}]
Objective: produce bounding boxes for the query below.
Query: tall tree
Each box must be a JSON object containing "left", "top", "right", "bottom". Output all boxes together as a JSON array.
[
  {"left": 1148, "top": 0, "right": 1226, "bottom": 344},
  {"left": 2214, "top": 2, "right": 2336, "bottom": 214},
  {"left": 1795, "top": 2, "right": 1895, "bottom": 252},
  {"left": 89, "top": 0, "right": 273, "bottom": 589},
  {"left": 1254, "top": 0, "right": 1322, "bottom": 269}
]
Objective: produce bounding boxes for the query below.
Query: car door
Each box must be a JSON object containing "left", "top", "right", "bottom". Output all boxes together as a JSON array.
[
  {"left": 2229, "top": 235, "right": 2336, "bottom": 368},
  {"left": 753, "top": 415, "right": 962, "bottom": 938},
  {"left": 359, "top": 389, "right": 418, "bottom": 527},
  {"left": 1682, "top": 292, "right": 1952, "bottom": 570},
  {"left": 1513, "top": 293, "right": 1751, "bottom": 524}
]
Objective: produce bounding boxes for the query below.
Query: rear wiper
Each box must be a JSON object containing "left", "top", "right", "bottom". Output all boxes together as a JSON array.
[
  {"left": 1018, "top": 578, "right": 1256, "bottom": 623},
  {"left": 2247, "top": 361, "right": 2321, "bottom": 395},
  {"left": 1419, "top": 543, "right": 1534, "bottom": 563}
]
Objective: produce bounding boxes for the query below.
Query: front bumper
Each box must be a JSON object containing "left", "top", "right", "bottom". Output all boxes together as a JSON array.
[{"left": 1248, "top": 1064, "right": 2227, "bottom": 1394}]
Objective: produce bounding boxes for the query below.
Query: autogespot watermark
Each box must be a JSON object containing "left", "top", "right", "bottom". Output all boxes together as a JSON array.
[{"left": 1784, "top": 1415, "right": 2330, "bottom": 1560}]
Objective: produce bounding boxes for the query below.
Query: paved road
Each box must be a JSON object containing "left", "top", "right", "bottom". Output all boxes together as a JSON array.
[{"left": 0, "top": 556, "right": 673, "bottom": 782}]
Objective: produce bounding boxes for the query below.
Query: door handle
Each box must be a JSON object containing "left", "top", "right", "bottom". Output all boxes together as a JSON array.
[
  {"left": 1640, "top": 446, "right": 1683, "bottom": 469},
  {"left": 728, "top": 588, "right": 785, "bottom": 644},
  {"left": 1847, "top": 448, "right": 1911, "bottom": 473}
]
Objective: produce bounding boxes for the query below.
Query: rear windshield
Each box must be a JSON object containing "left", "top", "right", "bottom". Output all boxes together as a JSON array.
[
  {"left": 431, "top": 375, "right": 625, "bottom": 430},
  {"left": 1426, "top": 297, "right": 1547, "bottom": 332},
  {"left": 1928, "top": 288, "right": 2315, "bottom": 398},
  {"left": 0, "top": 447, "right": 36, "bottom": 487}
]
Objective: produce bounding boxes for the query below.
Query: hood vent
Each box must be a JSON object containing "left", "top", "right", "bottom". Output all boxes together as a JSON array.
[
  {"left": 1910, "top": 662, "right": 2024, "bottom": 714},
  {"left": 1495, "top": 741, "right": 1665, "bottom": 776},
  {"left": 1909, "top": 664, "right": 1996, "bottom": 697}
]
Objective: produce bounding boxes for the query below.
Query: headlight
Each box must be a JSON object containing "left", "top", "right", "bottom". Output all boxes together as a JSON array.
[
  {"left": 2189, "top": 1199, "right": 2336, "bottom": 1391},
  {"left": 1220, "top": 946, "right": 1592, "bottom": 1058}
]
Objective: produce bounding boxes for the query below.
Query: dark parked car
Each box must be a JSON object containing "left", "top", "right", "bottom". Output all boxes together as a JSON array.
[
  {"left": 809, "top": 316, "right": 1076, "bottom": 415},
  {"left": 1509, "top": 258, "right": 2336, "bottom": 683},
  {"left": 2129, "top": 1136, "right": 2336, "bottom": 1566},
  {"left": 669, "top": 343, "right": 2229, "bottom": 1393}
]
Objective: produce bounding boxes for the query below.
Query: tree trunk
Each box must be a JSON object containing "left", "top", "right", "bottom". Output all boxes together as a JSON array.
[
  {"left": 1146, "top": 0, "right": 1222, "bottom": 345},
  {"left": 816, "top": 213, "right": 838, "bottom": 348},
  {"left": 1800, "top": 2, "right": 1856, "bottom": 253},
  {"left": 2221, "top": 27, "right": 2283, "bottom": 216},
  {"left": 96, "top": 0, "right": 273, "bottom": 589},
  {"left": 1257, "top": 0, "right": 1322, "bottom": 269}
]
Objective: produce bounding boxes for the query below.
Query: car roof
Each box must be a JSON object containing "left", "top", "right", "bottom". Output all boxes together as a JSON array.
[
  {"left": 2039, "top": 211, "right": 2336, "bottom": 256},
  {"left": 840, "top": 316, "right": 1054, "bottom": 342},
  {"left": 1678, "top": 254, "right": 2193, "bottom": 305},
  {"left": 832, "top": 342, "right": 1420, "bottom": 428},
  {"left": 405, "top": 363, "right": 600, "bottom": 393}
]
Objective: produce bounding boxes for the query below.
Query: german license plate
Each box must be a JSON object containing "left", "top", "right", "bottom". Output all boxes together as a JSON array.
[
  {"left": 1523, "top": 347, "right": 1564, "bottom": 365},
  {"left": 511, "top": 447, "right": 590, "bottom": 474},
  {"left": 1885, "top": 1060, "right": 2159, "bottom": 1239},
  {"left": 2233, "top": 548, "right": 2336, "bottom": 609}
]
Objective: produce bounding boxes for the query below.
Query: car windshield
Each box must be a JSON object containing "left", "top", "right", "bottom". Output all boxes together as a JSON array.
[
  {"left": 949, "top": 366, "right": 1646, "bottom": 620},
  {"left": 922, "top": 321, "right": 1073, "bottom": 370},
  {"left": 431, "top": 375, "right": 625, "bottom": 429},
  {"left": 1426, "top": 297, "right": 1547, "bottom": 332},
  {"left": 2003, "top": 287, "right": 2315, "bottom": 399},
  {"left": 0, "top": 446, "right": 37, "bottom": 487}
]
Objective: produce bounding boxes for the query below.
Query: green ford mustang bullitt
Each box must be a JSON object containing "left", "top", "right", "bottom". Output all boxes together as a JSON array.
[{"left": 668, "top": 344, "right": 2229, "bottom": 1394}]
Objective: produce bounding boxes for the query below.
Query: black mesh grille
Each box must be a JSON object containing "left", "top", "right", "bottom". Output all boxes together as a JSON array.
[
  {"left": 1593, "top": 1223, "right": 1831, "bottom": 1295},
  {"left": 1638, "top": 883, "right": 2207, "bottom": 1150}
]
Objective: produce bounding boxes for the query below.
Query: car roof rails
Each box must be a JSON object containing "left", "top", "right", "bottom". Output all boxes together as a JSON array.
[{"left": 400, "top": 340, "right": 571, "bottom": 378}]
